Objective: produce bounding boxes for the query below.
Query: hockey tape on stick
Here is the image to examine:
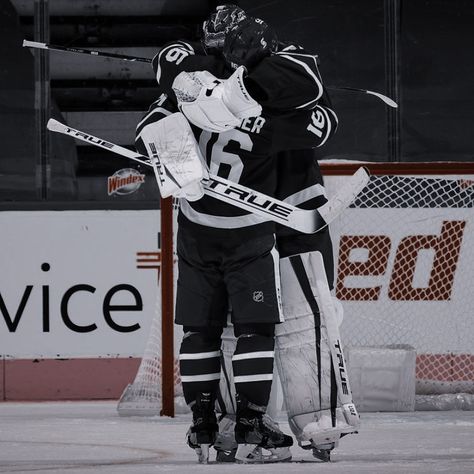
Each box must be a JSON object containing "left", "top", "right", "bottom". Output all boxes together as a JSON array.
[{"left": 47, "top": 118, "right": 369, "bottom": 234}]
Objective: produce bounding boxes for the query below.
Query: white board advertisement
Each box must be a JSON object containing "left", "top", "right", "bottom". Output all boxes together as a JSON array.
[{"left": 1, "top": 210, "right": 162, "bottom": 358}]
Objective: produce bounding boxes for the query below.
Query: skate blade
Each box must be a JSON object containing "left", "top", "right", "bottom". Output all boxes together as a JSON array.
[
  {"left": 195, "top": 444, "right": 210, "bottom": 463},
  {"left": 312, "top": 447, "right": 331, "bottom": 462},
  {"left": 236, "top": 444, "right": 292, "bottom": 464}
]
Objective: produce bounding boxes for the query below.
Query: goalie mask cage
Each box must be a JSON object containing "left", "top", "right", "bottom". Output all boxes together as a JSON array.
[{"left": 117, "top": 162, "right": 474, "bottom": 416}]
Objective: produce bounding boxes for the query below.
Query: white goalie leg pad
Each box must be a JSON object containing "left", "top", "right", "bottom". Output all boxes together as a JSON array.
[
  {"left": 137, "top": 112, "right": 208, "bottom": 201},
  {"left": 275, "top": 251, "right": 359, "bottom": 448}
]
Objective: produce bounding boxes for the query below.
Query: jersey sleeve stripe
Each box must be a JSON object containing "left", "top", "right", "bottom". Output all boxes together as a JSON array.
[
  {"left": 283, "top": 183, "right": 326, "bottom": 206},
  {"left": 316, "top": 105, "right": 332, "bottom": 147},
  {"left": 278, "top": 53, "right": 323, "bottom": 106},
  {"left": 155, "top": 41, "right": 195, "bottom": 84},
  {"left": 179, "top": 199, "right": 270, "bottom": 228}
]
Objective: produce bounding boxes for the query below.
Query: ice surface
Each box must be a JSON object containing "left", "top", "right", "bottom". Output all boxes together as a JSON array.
[{"left": 0, "top": 401, "right": 473, "bottom": 473}]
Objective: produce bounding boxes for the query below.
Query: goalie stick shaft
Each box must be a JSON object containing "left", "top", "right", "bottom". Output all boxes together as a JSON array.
[
  {"left": 23, "top": 40, "right": 397, "bottom": 108},
  {"left": 47, "top": 118, "right": 369, "bottom": 234}
]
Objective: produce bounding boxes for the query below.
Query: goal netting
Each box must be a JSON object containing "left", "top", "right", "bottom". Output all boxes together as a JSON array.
[{"left": 117, "top": 162, "right": 474, "bottom": 415}]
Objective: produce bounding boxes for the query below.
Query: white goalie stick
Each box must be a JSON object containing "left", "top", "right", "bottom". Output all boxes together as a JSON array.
[
  {"left": 24, "top": 40, "right": 397, "bottom": 108},
  {"left": 47, "top": 118, "right": 369, "bottom": 234}
]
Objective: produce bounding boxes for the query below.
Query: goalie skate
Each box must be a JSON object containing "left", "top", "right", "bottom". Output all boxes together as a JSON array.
[
  {"left": 299, "top": 410, "right": 359, "bottom": 448},
  {"left": 235, "top": 444, "right": 292, "bottom": 463},
  {"left": 235, "top": 397, "right": 293, "bottom": 450}
]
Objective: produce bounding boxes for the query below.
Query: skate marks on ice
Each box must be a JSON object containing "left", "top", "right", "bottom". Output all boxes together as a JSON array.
[{"left": 0, "top": 403, "right": 473, "bottom": 473}]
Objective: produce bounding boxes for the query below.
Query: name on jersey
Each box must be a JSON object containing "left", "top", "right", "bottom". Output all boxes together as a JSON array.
[{"left": 239, "top": 116, "right": 266, "bottom": 134}]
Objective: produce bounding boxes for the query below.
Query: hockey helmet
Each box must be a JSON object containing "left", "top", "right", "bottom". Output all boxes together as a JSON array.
[
  {"left": 202, "top": 4, "right": 247, "bottom": 52},
  {"left": 223, "top": 16, "right": 278, "bottom": 70}
]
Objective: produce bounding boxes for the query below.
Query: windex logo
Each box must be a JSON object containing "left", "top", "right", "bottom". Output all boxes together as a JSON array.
[
  {"left": 108, "top": 168, "right": 145, "bottom": 195},
  {"left": 336, "top": 220, "right": 466, "bottom": 301}
]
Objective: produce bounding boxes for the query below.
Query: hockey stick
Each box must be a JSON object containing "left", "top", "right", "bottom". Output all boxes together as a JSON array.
[
  {"left": 22, "top": 39, "right": 152, "bottom": 63},
  {"left": 23, "top": 40, "right": 397, "bottom": 108},
  {"left": 327, "top": 86, "right": 398, "bottom": 108},
  {"left": 47, "top": 118, "right": 369, "bottom": 234}
]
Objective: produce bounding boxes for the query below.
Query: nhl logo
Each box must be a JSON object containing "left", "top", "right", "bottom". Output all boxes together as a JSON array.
[{"left": 253, "top": 291, "right": 264, "bottom": 303}]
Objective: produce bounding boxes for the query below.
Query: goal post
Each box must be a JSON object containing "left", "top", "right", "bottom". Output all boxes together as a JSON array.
[
  {"left": 117, "top": 197, "right": 179, "bottom": 417},
  {"left": 117, "top": 161, "right": 474, "bottom": 415}
]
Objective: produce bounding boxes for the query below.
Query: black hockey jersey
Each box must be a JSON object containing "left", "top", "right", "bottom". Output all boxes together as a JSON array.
[{"left": 138, "top": 41, "right": 338, "bottom": 231}]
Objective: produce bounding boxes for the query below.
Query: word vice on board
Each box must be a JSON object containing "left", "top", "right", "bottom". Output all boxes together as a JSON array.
[{"left": 1, "top": 263, "right": 143, "bottom": 333}]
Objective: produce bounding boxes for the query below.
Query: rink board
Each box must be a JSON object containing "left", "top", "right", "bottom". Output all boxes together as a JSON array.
[{"left": 1, "top": 202, "right": 473, "bottom": 400}]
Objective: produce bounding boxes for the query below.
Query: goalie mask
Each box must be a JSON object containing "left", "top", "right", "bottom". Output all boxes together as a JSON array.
[
  {"left": 223, "top": 16, "right": 278, "bottom": 70},
  {"left": 202, "top": 4, "right": 247, "bottom": 52}
]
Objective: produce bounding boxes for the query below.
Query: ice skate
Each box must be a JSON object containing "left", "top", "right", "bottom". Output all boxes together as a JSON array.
[
  {"left": 235, "top": 396, "right": 293, "bottom": 450},
  {"left": 235, "top": 444, "right": 292, "bottom": 463},
  {"left": 214, "top": 416, "right": 237, "bottom": 462},
  {"left": 310, "top": 442, "right": 335, "bottom": 462},
  {"left": 186, "top": 392, "right": 218, "bottom": 463}
]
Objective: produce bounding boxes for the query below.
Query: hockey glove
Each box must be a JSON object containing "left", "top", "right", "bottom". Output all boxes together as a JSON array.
[
  {"left": 172, "top": 67, "right": 262, "bottom": 133},
  {"left": 137, "top": 112, "right": 208, "bottom": 201}
]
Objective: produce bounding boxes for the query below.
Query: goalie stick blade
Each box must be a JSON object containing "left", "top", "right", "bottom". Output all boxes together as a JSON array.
[
  {"left": 317, "top": 166, "right": 370, "bottom": 226},
  {"left": 47, "top": 119, "right": 369, "bottom": 234}
]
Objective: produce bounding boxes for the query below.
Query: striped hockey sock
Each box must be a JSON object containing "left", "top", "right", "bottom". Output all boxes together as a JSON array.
[
  {"left": 232, "top": 334, "right": 275, "bottom": 409},
  {"left": 179, "top": 331, "right": 222, "bottom": 405}
]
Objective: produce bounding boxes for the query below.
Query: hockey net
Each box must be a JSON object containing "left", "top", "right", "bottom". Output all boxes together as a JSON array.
[{"left": 117, "top": 162, "right": 474, "bottom": 415}]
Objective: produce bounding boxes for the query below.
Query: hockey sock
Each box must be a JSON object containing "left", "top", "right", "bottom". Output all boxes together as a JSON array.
[
  {"left": 179, "top": 327, "right": 223, "bottom": 405},
  {"left": 232, "top": 325, "right": 275, "bottom": 409}
]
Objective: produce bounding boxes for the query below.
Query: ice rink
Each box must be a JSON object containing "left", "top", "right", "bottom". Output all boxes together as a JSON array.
[{"left": 0, "top": 402, "right": 473, "bottom": 473}]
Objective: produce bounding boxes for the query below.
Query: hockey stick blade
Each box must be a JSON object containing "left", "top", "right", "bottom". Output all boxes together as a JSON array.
[
  {"left": 47, "top": 119, "right": 370, "bottom": 233},
  {"left": 328, "top": 86, "right": 398, "bottom": 108}
]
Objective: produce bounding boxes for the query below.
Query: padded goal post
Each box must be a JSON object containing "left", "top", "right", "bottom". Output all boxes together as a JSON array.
[{"left": 117, "top": 162, "right": 474, "bottom": 416}]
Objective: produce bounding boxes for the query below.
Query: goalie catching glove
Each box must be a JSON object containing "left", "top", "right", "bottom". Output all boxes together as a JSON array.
[
  {"left": 137, "top": 112, "right": 209, "bottom": 201},
  {"left": 172, "top": 66, "right": 262, "bottom": 133}
]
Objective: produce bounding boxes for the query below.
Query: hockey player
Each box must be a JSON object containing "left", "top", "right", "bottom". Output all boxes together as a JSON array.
[
  {"left": 216, "top": 149, "right": 360, "bottom": 464},
  {"left": 135, "top": 5, "right": 339, "bottom": 463},
  {"left": 193, "top": 5, "right": 360, "bottom": 463}
]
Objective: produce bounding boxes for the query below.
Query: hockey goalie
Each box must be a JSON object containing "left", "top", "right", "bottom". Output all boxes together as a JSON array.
[{"left": 217, "top": 247, "right": 360, "bottom": 463}]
